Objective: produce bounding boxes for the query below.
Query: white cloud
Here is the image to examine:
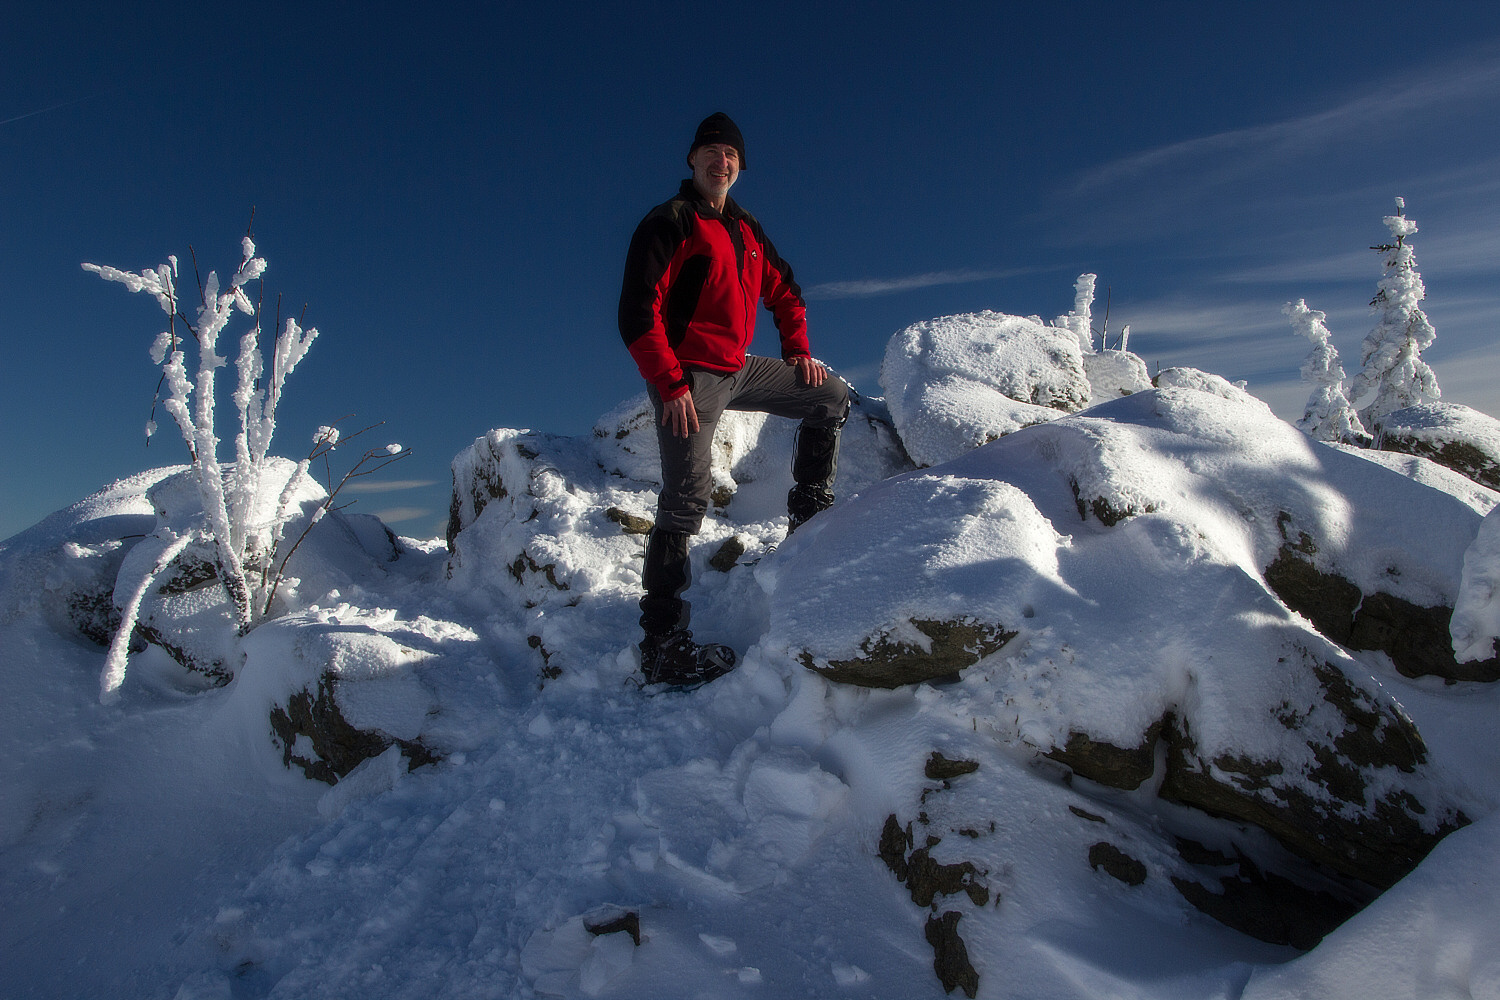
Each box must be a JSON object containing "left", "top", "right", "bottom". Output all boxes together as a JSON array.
[
  {"left": 1072, "top": 53, "right": 1500, "bottom": 194},
  {"left": 805, "top": 267, "right": 1047, "bottom": 301},
  {"left": 370, "top": 506, "right": 433, "bottom": 524},
  {"left": 343, "top": 479, "right": 439, "bottom": 494}
]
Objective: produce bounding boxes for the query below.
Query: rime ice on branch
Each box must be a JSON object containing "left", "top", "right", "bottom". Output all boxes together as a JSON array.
[{"left": 84, "top": 236, "right": 320, "bottom": 701}]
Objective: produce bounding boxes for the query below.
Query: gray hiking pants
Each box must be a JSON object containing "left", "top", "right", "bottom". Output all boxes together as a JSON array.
[
  {"left": 648, "top": 355, "right": 850, "bottom": 535},
  {"left": 638, "top": 357, "right": 849, "bottom": 636}
]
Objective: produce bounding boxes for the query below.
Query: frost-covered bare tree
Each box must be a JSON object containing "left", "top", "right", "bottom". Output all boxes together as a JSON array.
[
  {"left": 86, "top": 236, "right": 315, "bottom": 636},
  {"left": 84, "top": 233, "right": 404, "bottom": 703},
  {"left": 1348, "top": 198, "right": 1441, "bottom": 432},
  {"left": 1284, "top": 298, "right": 1369, "bottom": 445}
]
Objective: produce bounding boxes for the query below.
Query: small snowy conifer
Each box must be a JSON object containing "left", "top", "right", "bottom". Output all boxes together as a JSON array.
[
  {"left": 1284, "top": 299, "right": 1368, "bottom": 445},
  {"left": 1348, "top": 198, "right": 1440, "bottom": 431}
]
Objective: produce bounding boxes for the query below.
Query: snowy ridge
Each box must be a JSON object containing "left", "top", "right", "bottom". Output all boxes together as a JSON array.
[{"left": 4, "top": 313, "right": 1500, "bottom": 999}]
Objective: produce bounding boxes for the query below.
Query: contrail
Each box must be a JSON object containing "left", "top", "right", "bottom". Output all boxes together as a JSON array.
[{"left": 0, "top": 94, "right": 98, "bottom": 127}]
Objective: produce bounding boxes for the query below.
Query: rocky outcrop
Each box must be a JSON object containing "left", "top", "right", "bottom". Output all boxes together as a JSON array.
[
  {"left": 799, "top": 618, "right": 1017, "bottom": 688},
  {"left": 444, "top": 394, "right": 914, "bottom": 683},
  {"left": 1377, "top": 402, "right": 1500, "bottom": 491},
  {"left": 772, "top": 385, "right": 1486, "bottom": 958},
  {"left": 1047, "top": 646, "right": 1467, "bottom": 892},
  {"left": 1265, "top": 515, "right": 1500, "bottom": 682}
]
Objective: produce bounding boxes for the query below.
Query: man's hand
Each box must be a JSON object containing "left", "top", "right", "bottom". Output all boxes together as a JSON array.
[
  {"left": 788, "top": 355, "right": 828, "bottom": 387},
  {"left": 662, "top": 389, "right": 700, "bottom": 439}
]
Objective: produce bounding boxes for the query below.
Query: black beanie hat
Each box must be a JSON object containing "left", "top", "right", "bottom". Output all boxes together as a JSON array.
[{"left": 687, "top": 112, "right": 747, "bottom": 170}]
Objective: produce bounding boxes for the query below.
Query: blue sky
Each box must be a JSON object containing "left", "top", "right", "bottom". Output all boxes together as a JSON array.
[{"left": 4, "top": 2, "right": 1499, "bottom": 541}]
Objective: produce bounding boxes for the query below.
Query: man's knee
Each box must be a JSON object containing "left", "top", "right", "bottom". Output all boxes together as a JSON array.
[{"left": 805, "top": 373, "right": 850, "bottom": 428}]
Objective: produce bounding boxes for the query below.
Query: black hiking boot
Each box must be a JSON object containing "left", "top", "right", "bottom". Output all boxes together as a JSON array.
[
  {"left": 787, "top": 483, "right": 835, "bottom": 533},
  {"left": 639, "top": 629, "right": 736, "bottom": 688}
]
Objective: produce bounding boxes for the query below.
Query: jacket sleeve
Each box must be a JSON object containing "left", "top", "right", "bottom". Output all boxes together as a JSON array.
[
  {"left": 619, "top": 209, "right": 692, "bottom": 400},
  {"left": 753, "top": 223, "right": 811, "bottom": 360}
]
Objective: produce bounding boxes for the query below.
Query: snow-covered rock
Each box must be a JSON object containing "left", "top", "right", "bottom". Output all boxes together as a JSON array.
[
  {"left": 1084, "top": 348, "right": 1153, "bottom": 405},
  {"left": 444, "top": 393, "right": 912, "bottom": 682},
  {"left": 0, "top": 468, "right": 177, "bottom": 651},
  {"left": 765, "top": 383, "right": 1479, "bottom": 898},
  {"left": 236, "top": 606, "right": 469, "bottom": 784},
  {"left": 880, "top": 311, "right": 1091, "bottom": 467},
  {"left": 1376, "top": 400, "right": 1500, "bottom": 491}
]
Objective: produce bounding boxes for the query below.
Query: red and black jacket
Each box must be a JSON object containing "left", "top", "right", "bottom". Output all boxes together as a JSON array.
[{"left": 619, "top": 180, "right": 810, "bottom": 401}]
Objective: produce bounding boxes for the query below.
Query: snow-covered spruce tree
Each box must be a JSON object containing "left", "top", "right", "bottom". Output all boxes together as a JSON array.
[
  {"left": 84, "top": 236, "right": 319, "bottom": 702},
  {"left": 1055, "top": 273, "right": 1097, "bottom": 354},
  {"left": 1284, "top": 298, "right": 1369, "bottom": 445},
  {"left": 1348, "top": 197, "right": 1440, "bottom": 433}
]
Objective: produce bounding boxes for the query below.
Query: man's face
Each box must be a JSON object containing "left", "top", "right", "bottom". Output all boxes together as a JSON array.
[{"left": 689, "top": 143, "right": 740, "bottom": 203}]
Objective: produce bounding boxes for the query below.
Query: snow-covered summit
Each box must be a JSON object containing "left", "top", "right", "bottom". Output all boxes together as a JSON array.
[{"left": 5, "top": 309, "right": 1500, "bottom": 999}]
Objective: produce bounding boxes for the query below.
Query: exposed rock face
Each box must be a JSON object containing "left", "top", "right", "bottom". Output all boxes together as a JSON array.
[
  {"left": 799, "top": 618, "right": 1017, "bottom": 688},
  {"left": 1377, "top": 402, "right": 1500, "bottom": 491},
  {"left": 269, "top": 674, "right": 437, "bottom": 784},
  {"left": 925, "top": 912, "right": 979, "bottom": 999},
  {"left": 1168, "top": 840, "right": 1361, "bottom": 951},
  {"left": 1088, "top": 842, "right": 1147, "bottom": 886},
  {"left": 1266, "top": 514, "right": 1500, "bottom": 683}
]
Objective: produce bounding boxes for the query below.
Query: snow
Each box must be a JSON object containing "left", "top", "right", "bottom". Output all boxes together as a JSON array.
[
  {"left": 880, "top": 311, "right": 1091, "bottom": 467},
  {"left": 1453, "top": 505, "right": 1500, "bottom": 664},
  {"left": 4, "top": 307, "right": 1500, "bottom": 1000},
  {"left": 1381, "top": 400, "right": 1500, "bottom": 459}
]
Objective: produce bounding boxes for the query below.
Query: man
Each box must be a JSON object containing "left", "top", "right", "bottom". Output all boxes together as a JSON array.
[{"left": 618, "top": 112, "right": 849, "bottom": 688}]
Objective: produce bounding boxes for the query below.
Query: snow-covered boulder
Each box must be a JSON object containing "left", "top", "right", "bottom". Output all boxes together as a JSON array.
[
  {"left": 0, "top": 468, "right": 179, "bottom": 646},
  {"left": 235, "top": 606, "right": 469, "bottom": 784},
  {"left": 117, "top": 460, "right": 413, "bottom": 685},
  {"left": 1084, "top": 348, "right": 1153, "bottom": 405},
  {"left": 879, "top": 311, "right": 1091, "bottom": 467},
  {"left": 764, "top": 383, "right": 1478, "bottom": 894},
  {"left": 1376, "top": 401, "right": 1500, "bottom": 491},
  {"left": 1154, "top": 365, "right": 1254, "bottom": 401},
  {"left": 0, "top": 460, "right": 432, "bottom": 784}
]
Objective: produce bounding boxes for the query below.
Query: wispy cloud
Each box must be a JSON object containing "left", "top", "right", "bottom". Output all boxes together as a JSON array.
[
  {"left": 805, "top": 266, "right": 1051, "bottom": 301},
  {"left": 344, "top": 479, "right": 439, "bottom": 494},
  {"left": 370, "top": 506, "right": 434, "bottom": 525},
  {"left": 1072, "top": 53, "right": 1500, "bottom": 195}
]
